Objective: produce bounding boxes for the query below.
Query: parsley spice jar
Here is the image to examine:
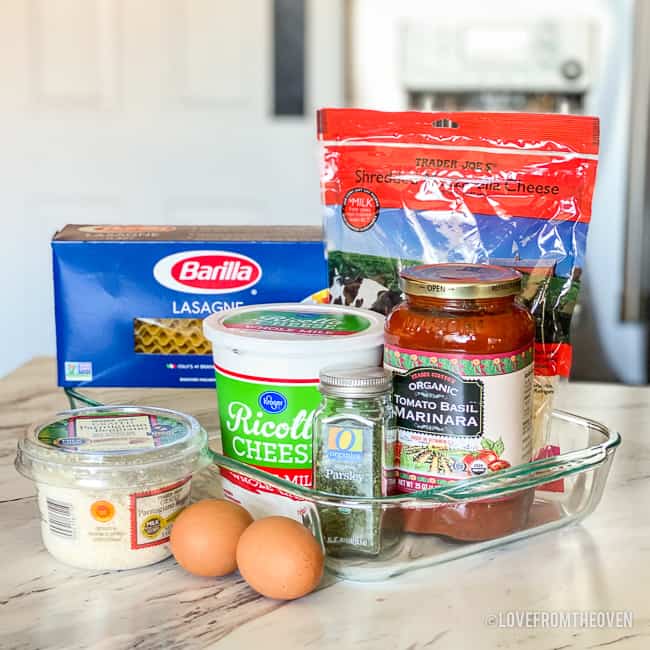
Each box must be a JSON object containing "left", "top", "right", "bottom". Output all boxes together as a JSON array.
[
  {"left": 384, "top": 264, "right": 535, "bottom": 540},
  {"left": 312, "top": 366, "right": 398, "bottom": 556}
]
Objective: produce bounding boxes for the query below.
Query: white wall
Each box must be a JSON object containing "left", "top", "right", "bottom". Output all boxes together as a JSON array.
[{"left": 0, "top": 0, "right": 344, "bottom": 378}]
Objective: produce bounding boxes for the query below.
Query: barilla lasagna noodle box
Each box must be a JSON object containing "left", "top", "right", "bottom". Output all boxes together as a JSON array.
[{"left": 52, "top": 225, "right": 328, "bottom": 387}]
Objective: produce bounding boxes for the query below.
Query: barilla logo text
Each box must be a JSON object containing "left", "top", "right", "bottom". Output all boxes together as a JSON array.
[{"left": 153, "top": 250, "right": 262, "bottom": 294}]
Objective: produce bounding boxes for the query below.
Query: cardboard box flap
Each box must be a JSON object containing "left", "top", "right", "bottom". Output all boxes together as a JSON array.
[{"left": 53, "top": 224, "right": 323, "bottom": 242}]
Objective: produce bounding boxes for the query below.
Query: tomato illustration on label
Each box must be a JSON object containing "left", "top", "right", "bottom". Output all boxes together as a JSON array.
[
  {"left": 481, "top": 436, "right": 505, "bottom": 457},
  {"left": 477, "top": 450, "right": 498, "bottom": 465},
  {"left": 462, "top": 437, "right": 511, "bottom": 475},
  {"left": 463, "top": 453, "right": 477, "bottom": 468}
]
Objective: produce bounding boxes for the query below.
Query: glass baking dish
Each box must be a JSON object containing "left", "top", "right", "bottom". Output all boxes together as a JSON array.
[{"left": 66, "top": 388, "right": 620, "bottom": 582}]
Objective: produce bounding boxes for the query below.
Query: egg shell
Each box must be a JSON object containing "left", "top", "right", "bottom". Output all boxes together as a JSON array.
[
  {"left": 170, "top": 499, "right": 253, "bottom": 577},
  {"left": 236, "top": 516, "right": 324, "bottom": 600}
]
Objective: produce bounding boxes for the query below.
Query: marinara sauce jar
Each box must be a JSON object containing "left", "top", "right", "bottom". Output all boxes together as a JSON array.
[{"left": 384, "top": 263, "right": 535, "bottom": 540}]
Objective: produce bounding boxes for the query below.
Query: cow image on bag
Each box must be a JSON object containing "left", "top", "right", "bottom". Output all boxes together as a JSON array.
[{"left": 329, "top": 269, "right": 402, "bottom": 315}]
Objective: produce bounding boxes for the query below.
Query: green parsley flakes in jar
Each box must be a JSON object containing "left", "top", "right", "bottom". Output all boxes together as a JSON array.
[{"left": 312, "top": 366, "right": 399, "bottom": 557}]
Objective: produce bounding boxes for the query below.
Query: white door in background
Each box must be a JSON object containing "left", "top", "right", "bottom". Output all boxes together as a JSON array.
[{"left": 0, "top": 0, "right": 344, "bottom": 377}]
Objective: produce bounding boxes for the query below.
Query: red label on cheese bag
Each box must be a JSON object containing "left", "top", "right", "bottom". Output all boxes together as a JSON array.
[{"left": 318, "top": 109, "right": 600, "bottom": 388}]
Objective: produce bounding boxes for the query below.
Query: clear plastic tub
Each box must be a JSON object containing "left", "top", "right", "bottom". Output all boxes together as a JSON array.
[
  {"left": 16, "top": 405, "right": 211, "bottom": 570},
  {"left": 66, "top": 389, "right": 620, "bottom": 581}
]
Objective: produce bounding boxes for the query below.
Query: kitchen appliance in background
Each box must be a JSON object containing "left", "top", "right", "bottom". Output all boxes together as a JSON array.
[
  {"left": 400, "top": 20, "right": 592, "bottom": 114},
  {"left": 346, "top": 0, "right": 646, "bottom": 383}
]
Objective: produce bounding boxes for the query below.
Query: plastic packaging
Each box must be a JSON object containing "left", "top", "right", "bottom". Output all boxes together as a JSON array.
[
  {"left": 318, "top": 109, "right": 600, "bottom": 453},
  {"left": 15, "top": 406, "right": 210, "bottom": 570}
]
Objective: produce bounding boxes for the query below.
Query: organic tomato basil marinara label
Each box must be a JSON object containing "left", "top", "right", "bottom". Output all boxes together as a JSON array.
[{"left": 384, "top": 344, "right": 533, "bottom": 490}]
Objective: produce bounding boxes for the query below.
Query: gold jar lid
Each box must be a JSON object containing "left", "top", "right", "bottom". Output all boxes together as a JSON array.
[{"left": 400, "top": 263, "right": 522, "bottom": 299}]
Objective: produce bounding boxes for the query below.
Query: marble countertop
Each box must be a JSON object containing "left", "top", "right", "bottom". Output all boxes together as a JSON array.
[{"left": 1, "top": 358, "right": 649, "bottom": 650}]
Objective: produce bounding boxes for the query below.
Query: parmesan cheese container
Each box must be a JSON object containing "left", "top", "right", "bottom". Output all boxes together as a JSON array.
[
  {"left": 203, "top": 303, "right": 385, "bottom": 517},
  {"left": 15, "top": 406, "right": 210, "bottom": 570}
]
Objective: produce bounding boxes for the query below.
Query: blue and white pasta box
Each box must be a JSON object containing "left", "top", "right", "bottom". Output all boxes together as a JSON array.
[{"left": 52, "top": 225, "right": 328, "bottom": 388}]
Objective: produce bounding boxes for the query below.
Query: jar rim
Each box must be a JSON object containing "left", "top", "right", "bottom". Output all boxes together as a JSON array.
[
  {"left": 319, "top": 365, "right": 392, "bottom": 397},
  {"left": 400, "top": 263, "right": 521, "bottom": 299}
]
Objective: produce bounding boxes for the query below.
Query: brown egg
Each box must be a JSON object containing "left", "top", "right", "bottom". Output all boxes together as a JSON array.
[
  {"left": 170, "top": 499, "right": 253, "bottom": 577},
  {"left": 236, "top": 516, "right": 324, "bottom": 600}
]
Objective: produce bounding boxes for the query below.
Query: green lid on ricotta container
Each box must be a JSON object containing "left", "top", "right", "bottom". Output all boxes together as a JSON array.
[
  {"left": 203, "top": 303, "right": 385, "bottom": 356},
  {"left": 15, "top": 406, "right": 210, "bottom": 489}
]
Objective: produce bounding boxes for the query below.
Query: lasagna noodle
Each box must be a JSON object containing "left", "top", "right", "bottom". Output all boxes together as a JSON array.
[{"left": 134, "top": 318, "right": 211, "bottom": 355}]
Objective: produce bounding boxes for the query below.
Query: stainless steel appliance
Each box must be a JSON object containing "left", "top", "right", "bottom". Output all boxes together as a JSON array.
[{"left": 400, "top": 19, "right": 593, "bottom": 114}]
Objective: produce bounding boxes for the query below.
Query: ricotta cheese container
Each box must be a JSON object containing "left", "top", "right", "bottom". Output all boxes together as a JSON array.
[
  {"left": 203, "top": 303, "right": 385, "bottom": 517},
  {"left": 15, "top": 406, "right": 210, "bottom": 570}
]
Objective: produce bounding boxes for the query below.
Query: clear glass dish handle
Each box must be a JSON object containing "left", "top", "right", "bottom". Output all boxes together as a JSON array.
[
  {"left": 205, "top": 418, "right": 620, "bottom": 505},
  {"left": 420, "top": 437, "right": 617, "bottom": 500},
  {"left": 65, "top": 389, "right": 621, "bottom": 506}
]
